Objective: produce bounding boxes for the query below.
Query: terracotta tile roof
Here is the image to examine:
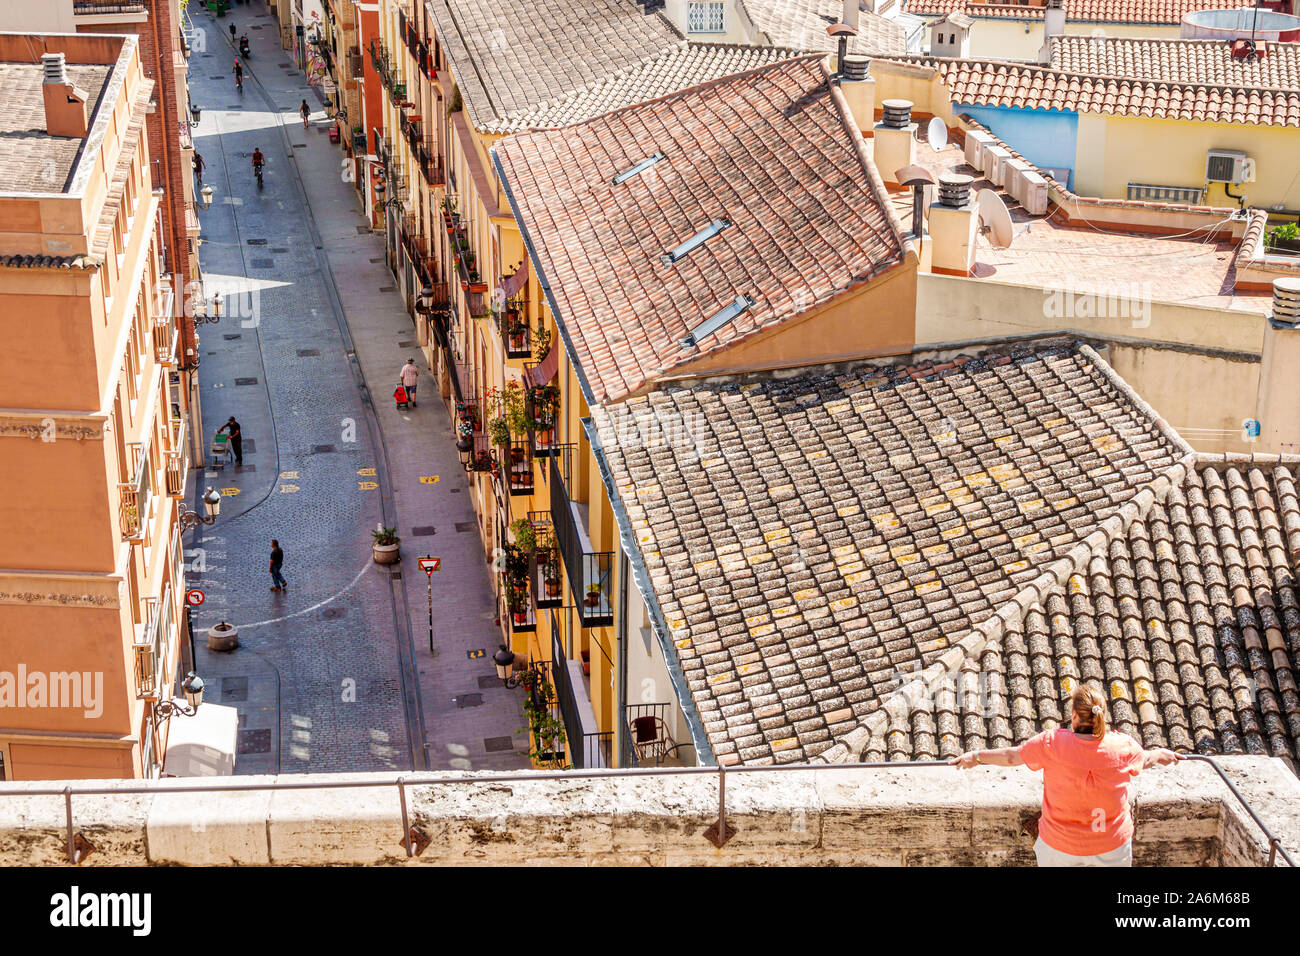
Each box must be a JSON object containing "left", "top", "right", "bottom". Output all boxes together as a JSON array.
[
  {"left": 738, "top": 0, "right": 907, "bottom": 55},
  {"left": 1052, "top": 36, "right": 1300, "bottom": 90},
  {"left": 482, "top": 43, "right": 802, "bottom": 134},
  {"left": 854, "top": 455, "right": 1300, "bottom": 767},
  {"left": 903, "top": 55, "right": 1300, "bottom": 126},
  {"left": 0, "top": 254, "right": 98, "bottom": 270},
  {"left": 427, "top": 0, "right": 683, "bottom": 129},
  {"left": 905, "top": 0, "right": 1244, "bottom": 23},
  {"left": 494, "top": 56, "right": 909, "bottom": 405},
  {"left": 0, "top": 62, "right": 111, "bottom": 193},
  {"left": 595, "top": 340, "right": 1191, "bottom": 764}
]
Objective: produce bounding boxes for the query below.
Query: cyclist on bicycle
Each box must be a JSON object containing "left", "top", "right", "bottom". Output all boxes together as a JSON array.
[
  {"left": 233, "top": 59, "right": 243, "bottom": 87},
  {"left": 251, "top": 147, "right": 265, "bottom": 176}
]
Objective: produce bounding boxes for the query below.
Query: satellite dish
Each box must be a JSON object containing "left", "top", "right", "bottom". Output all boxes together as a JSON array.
[
  {"left": 927, "top": 117, "right": 949, "bottom": 152},
  {"left": 976, "top": 188, "right": 1014, "bottom": 249}
]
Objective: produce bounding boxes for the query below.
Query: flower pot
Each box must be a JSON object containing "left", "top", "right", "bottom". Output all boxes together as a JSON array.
[
  {"left": 584, "top": 592, "right": 601, "bottom": 607},
  {"left": 513, "top": 610, "right": 528, "bottom": 625},
  {"left": 207, "top": 621, "right": 240, "bottom": 652},
  {"left": 535, "top": 428, "right": 554, "bottom": 447},
  {"left": 545, "top": 580, "right": 562, "bottom": 597},
  {"left": 372, "top": 541, "right": 401, "bottom": 565}
]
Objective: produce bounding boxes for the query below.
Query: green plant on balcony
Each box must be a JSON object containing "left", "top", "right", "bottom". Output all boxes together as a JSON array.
[
  {"left": 510, "top": 517, "right": 536, "bottom": 553},
  {"left": 1267, "top": 221, "right": 1299, "bottom": 251},
  {"left": 585, "top": 582, "right": 603, "bottom": 608},
  {"left": 531, "top": 325, "right": 553, "bottom": 359},
  {"left": 488, "top": 414, "right": 510, "bottom": 447},
  {"left": 502, "top": 380, "right": 529, "bottom": 435},
  {"left": 543, "top": 549, "right": 562, "bottom": 597},
  {"left": 517, "top": 672, "right": 567, "bottom": 767}
]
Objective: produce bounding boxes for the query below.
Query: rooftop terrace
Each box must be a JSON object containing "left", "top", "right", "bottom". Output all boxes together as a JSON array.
[{"left": 0, "top": 61, "right": 110, "bottom": 193}]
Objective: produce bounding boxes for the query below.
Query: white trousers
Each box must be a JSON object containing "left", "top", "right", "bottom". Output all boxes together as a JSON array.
[{"left": 1034, "top": 835, "right": 1133, "bottom": 867}]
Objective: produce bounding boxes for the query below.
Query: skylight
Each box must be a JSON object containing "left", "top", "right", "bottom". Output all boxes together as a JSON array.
[
  {"left": 680, "top": 294, "right": 755, "bottom": 350},
  {"left": 660, "top": 218, "right": 731, "bottom": 266},
  {"left": 611, "top": 151, "right": 666, "bottom": 186}
]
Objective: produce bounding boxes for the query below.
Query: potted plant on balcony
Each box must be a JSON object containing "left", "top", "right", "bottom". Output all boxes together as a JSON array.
[
  {"left": 487, "top": 414, "right": 510, "bottom": 447},
  {"left": 585, "top": 581, "right": 603, "bottom": 608},
  {"left": 531, "top": 326, "right": 553, "bottom": 361},
  {"left": 544, "top": 552, "right": 562, "bottom": 598},
  {"left": 371, "top": 524, "right": 401, "bottom": 564},
  {"left": 1267, "top": 221, "right": 1300, "bottom": 253},
  {"left": 503, "top": 381, "right": 529, "bottom": 437},
  {"left": 507, "top": 583, "right": 530, "bottom": 626},
  {"left": 509, "top": 517, "right": 536, "bottom": 553},
  {"left": 528, "top": 382, "right": 559, "bottom": 447}
]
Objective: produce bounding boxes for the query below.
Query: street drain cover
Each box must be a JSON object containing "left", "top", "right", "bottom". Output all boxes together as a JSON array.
[
  {"left": 251, "top": 258, "right": 274, "bottom": 269},
  {"left": 235, "top": 377, "right": 259, "bottom": 386},
  {"left": 237, "top": 729, "right": 271, "bottom": 754},
  {"left": 454, "top": 522, "right": 475, "bottom": 533},
  {"left": 297, "top": 348, "right": 320, "bottom": 357},
  {"left": 247, "top": 238, "right": 268, "bottom": 245},
  {"left": 321, "top": 607, "right": 346, "bottom": 620},
  {"left": 453, "top": 694, "right": 484, "bottom": 709},
  {"left": 312, "top": 444, "right": 337, "bottom": 453},
  {"left": 223, "top": 333, "right": 242, "bottom": 340},
  {"left": 411, "top": 526, "right": 437, "bottom": 537},
  {"left": 484, "top": 736, "right": 514, "bottom": 752}
]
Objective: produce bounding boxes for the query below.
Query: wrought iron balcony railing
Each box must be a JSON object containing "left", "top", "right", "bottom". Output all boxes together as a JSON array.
[
  {"left": 166, "top": 415, "right": 189, "bottom": 498},
  {"left": 549, "top": 444, "right": 614, "bottom": 627},
  {"left": 499, "top": 436, "right": 534, "bottom": 497},
  {"left": 550, "top": 616, "right": 612, "bottom": 768},
  {"left": 119, "top": 443, "right": 152, "bottom": 541},
  {"left": 133, "top": 583, "right": 171, "bottom": 700},
  {"left": 153, "top": 288, "right": 177, "bottom": 367}
]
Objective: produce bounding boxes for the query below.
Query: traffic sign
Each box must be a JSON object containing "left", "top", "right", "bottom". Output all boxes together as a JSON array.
[
  {"left": 185, "top": 588, "right": 206, "bottom": 607},
  {"left": 418, "top": 556, "right": 441, "bottom": 574}
]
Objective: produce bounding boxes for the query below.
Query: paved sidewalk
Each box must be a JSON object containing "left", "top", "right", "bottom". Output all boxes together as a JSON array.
[{"left": 189, "top": 4, "right": 528, "bottom": 773}]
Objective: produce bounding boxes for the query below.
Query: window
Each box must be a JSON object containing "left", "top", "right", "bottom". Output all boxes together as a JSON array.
[
  {"left": 687, "top": 1, "right": 725, "bottom": 33},
  {"left": 950, "top": 33, "right": 956, "bottom": 43},
  {"left": 0, "top": 746, "right": 6, "bottom": 781}
]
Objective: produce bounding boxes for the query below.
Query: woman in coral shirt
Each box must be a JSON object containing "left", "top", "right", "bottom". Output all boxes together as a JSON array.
[{"left": 951, "top": 686, "right": 1182, "bottom": 866}]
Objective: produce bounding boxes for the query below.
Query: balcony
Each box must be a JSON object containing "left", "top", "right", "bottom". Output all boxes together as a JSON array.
[
  {"left": 119, "top": 443, "right": 152, "bottom": 541},
  {"left": 549, "top": 619, "right": 612, "bottom": 768},
  {"left": 527, "top": 512, "right": 563, "bottom": 609},
  {"left": 166, "top": 415, "right": 189, "bottom": 497},
  {"left": 153, "top": 289, "right": 178, "bottom": 366},
  {"left": 497, "top": 300, "right": 531, "bottom": 360},
  {"left": 348, "top": 47, "right": 363, "bottom": 79},
  {"left": 499, "top": 436, "right": 534, "bottom": 497},
  {"left": 549, "top": 445, "right": 614, "bottom": 627},
  {"left": 73, "top": 0, "right": 146, "bottom": 12},
  {"left": 417, "top": 141, "right": 444, "bottom": 187},
  {"left": 133, "top": 584, "right": 171, "bottom": 700}
]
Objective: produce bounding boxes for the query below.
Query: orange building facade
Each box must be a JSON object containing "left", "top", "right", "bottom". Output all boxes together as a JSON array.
[{"left": 0, "top": 33, "right": 190, "bottom": 780}]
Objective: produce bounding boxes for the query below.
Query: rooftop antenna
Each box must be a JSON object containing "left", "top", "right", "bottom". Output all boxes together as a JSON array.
[
  {"left": 926, "top": 117, "right": 948, "bottom": 152},
  {"left": 976, "top": 188, "right": 1014, "bottom": 249}
]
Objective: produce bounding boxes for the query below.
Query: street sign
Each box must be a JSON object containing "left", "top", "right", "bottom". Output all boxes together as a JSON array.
[
  {"left": 467, "top": 649, "right": 485, "bottom": 660},
  {"left": 419, "top": 475, "right": 440, "bottom": 484},
  {"left": 185, "top": 588, "right": 206, "bottom": 607},
  {"left": 418, "top": 556, "right": 441, "bottom": 575}
]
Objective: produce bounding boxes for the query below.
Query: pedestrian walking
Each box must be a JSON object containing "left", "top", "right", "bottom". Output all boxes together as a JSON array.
[
  {"left": 950, "top": 686, "right": 1182, "bottom": 867},
  {"left": 229, "top": 22, "right": 237, "bottom": 44},
  {"left": 216, "top": 416, "right": 244, "bottom": 465},
  {"left": 269, "top": 539, "right": 287, "bottom": 592},
  {"left": 300, "top": 99, "right": 311, "bottom": 130},
  {"left": 399, "top": 358, "right": 420, "bottom": 407},
  {"left": 193, "top": 151, "right": 205, "bottom": 184}
]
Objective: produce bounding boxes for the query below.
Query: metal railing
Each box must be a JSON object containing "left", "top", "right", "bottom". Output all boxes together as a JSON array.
[
  {"left": 549, "top": 445, "right": 614, "bottom": 627},
  {"left": 8, "top": 754, "right": 1292, "bottom": 864},
  {"left": 551, "top": 621, "right": 611, "bottom": 768},
  {"left": 166, "top": 416, "right": 189, "bottom": 497},
  {"left": 118, "top": 444, "right": 151, "bottom": 540}
]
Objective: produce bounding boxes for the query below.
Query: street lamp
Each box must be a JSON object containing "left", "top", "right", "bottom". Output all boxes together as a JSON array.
[
  {"left": 457, "top": 435, "right": 474, "bottom": 468},
  {"left": 415, "top": 285, "right": 435, "bottom": 315},
  {"left": 198, "top": 184, "right": 215, "bottom": 210},
  {"left": 150, "top": 671, "right": 205, "bottom": 732},
  {"left": 494, "top": 644, "right": 523, "bottom": 688},
  {"left": 177, "top": 487, "right": 222, "bottom": 531}
]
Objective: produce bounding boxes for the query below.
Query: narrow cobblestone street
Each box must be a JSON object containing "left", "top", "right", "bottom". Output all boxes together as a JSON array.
[{"left": 187, "top": 6, "right": 527, "bottom": 774}]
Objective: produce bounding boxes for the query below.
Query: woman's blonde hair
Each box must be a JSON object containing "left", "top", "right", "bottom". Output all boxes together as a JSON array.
[{"left": 1071, "top": 685, "right": 1109, "bottom": 737}]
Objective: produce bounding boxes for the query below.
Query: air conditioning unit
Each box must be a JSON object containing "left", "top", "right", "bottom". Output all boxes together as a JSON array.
[{"left": 1205, "top": 149, "right": 1252, "bottom": 185}]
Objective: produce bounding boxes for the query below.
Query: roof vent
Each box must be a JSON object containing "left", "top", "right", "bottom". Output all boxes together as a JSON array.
[
  {"left": 841, "top": 55, "right": 871, "bottom": 81},
  {"left": 680, "top": 294, "right": 755, "bottom": 350},
  {"left": 660, "top": 218, "right": 731, "bottom": 266},
  {"left": 880, "top": 99, "right": 912, "bottom": 129},
  {"left": 42, "top": 52, "right": 68, "bottom": 85},
  {"left": 611, "top": 151, "right": 666, "bottom": 186},
  {"left": 937, "top": 172, "right": 973, "bottom": 208},
  {"left": 41, "top": 52, "right": 89, "bottom": 139},
  {"left": 1045, "top": 0, "right": 1063, "bottom": 8},
  {"left": 1273, "top": 277, "right": 1300, "bottom": 328}
]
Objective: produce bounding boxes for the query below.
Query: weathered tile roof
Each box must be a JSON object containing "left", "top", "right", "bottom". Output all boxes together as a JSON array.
[
  {"left": 856, "top": 456, "right": 1300, "bottom": 768},
  {"left": 905, "top": 0, "right": 1244, "bottom": 23},
  {"left": 0, "top": 62, "right": 111, "bottom": 193},
  {"left": 482, "top": 43, "right": 802, "bottom": 134},
  {"left": 1051, "top": 36, "right": 1300, "bottom": 90},
  {"left": 902, "top": 55, "right": 1300, "bottom": 126},
  {"left": 426, "top": 0, "right": 682, "bottom": 129},
  {"left": 494, "top": 56, "right": 909, "bottom": 405},
  {"left": 738, "top": 0, "right": 906, "bottom": 55},
  {"left": 595, "top": 340, "right": 1192, "bottom": 764}
]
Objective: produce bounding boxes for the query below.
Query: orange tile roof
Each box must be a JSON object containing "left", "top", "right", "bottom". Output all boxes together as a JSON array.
[
  {"left": 899, "top": 55, "right": 1300, "bottom": 126},
  {"left": 1051, "top": 36, "right": 1300, "bottom": 90},
  {"left": 905, "top": 0, "right": 1244, "bottom": 23},
  {"left": 493, "top": 56, "right": 910, "bottom": 405}
]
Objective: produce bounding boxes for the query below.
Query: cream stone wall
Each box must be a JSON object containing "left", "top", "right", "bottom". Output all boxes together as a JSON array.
[
  {"left": 0, "top": 757, "right": 1294, "bottom": 865},
  {"left": 915, "top": 273, "right": 1266, "bottom": 453}
]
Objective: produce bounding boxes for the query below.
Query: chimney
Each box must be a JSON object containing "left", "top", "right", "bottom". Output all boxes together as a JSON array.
[
  {"left": 838, "top": 55, "right": 876, "bottom": 134},
  {"left": 1039, "top": 0, "right": 1066, "bottom": 64},
  {"left": 42, "top": 53, "right": 89, "bottom": 138},
  {"left": 928, "top": 172, "right": 978, "bottom": 276},
  {"left": 873, "top": 99, "right": 916, "bottom": 189},
  {"left": 1255, "top": 278, "right": 1300, "bottom": 454}
]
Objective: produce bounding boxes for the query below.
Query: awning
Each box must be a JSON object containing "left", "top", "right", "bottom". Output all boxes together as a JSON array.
[
  {"left": 528, "top": 344, "right": 558, "bottom": 388},
  {"left": 499, "top": 256, "right": 529, "bottom": 301},
  {"left": 162, "top": 700, "right": 239, "bottom": 776}
]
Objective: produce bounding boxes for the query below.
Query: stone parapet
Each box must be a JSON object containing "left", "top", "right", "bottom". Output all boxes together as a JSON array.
[{"left": 1, "top": 758, "right": 1296, "bottom": 866}]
